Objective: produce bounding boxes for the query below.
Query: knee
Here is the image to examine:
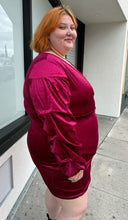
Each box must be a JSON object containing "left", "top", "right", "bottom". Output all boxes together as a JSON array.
[
  {"left": 82, "top": 201, "right": 87, "bottom": 213},
  {"left": 76, "top": 200, "right": 87, "bottom": 215},
  {"left": 75, "top": 195, "right": 88, "bottom": 217},
  {"left": 57, "top": 192, "right": 88, "bottom": 219},
  {"left": 68, "top": 200, "right": 87, "bottom": 218}
]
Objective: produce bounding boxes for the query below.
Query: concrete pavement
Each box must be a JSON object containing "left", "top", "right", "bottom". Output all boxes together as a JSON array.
[
  {"left": 7, "top": 108, "right": 128, "bottom": 220},
  {"left": 85, "top": 107, "right": 128, "bottom": 220}
]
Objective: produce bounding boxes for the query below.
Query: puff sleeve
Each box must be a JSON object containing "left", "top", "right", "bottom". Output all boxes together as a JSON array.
[{"left": 28, "top": 76, "right": 86, "bottom": 177}]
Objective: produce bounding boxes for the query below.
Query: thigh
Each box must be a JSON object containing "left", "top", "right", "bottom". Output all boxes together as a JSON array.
[
  {"left": 45, "top": 188, "right": 62, "bottom": 219},
  {"left": 55, "top": 191, "right": 88, "bottom": 215},
  {"left": 45, "top": 188, "right": 61, "bottom": 208}
]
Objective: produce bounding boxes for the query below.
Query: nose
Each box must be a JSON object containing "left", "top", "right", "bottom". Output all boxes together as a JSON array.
[{"left": 67, "top": 27, "right": 72, "bottom": 35}]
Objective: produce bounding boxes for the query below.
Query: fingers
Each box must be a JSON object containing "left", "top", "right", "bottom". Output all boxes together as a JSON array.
[
  {"left": 69, "top": 170, "right": 83, "bottom": 182},
  {"left": 68, "top": 170, "right": 84, "bottom": 183}
]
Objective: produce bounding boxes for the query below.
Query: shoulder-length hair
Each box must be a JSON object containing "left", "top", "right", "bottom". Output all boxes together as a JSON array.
[{"left": 30, "top": 6, "right": 77, "bottom": 53}]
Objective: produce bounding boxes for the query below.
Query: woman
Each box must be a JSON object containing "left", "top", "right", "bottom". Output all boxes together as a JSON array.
[{"left": 23, "top": 5, "right": 98, "bottom": 220}]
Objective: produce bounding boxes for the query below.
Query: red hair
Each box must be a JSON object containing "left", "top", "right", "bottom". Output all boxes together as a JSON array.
[{"left": 30, "top": 6, "right": 77, "bottom": 53}]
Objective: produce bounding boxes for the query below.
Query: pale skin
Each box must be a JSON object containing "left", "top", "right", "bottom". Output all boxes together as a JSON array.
[{"left": 45, "top": 14, "right": 88, "bottom": 220}]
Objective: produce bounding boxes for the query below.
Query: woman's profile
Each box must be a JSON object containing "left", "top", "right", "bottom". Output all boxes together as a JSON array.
[{"left": 23, "top": 5, "right": 99, "bottom": 220}]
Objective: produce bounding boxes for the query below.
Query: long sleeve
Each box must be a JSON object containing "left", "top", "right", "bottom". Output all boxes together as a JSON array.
[{"left": 28, "top": 76, "right": 86, "bottom": 177}]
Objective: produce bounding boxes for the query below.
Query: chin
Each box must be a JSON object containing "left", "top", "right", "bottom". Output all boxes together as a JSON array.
[{"left": 65, "top": 46, "right": 73, "bottom": 53}]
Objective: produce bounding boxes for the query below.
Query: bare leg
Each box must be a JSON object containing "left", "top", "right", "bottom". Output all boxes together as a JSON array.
[
  {"left": 45, "top": 188, "right": 62, "bottom": 220},
  {"left": 56, "top": 191, "right": 88, "bottom": 220}
]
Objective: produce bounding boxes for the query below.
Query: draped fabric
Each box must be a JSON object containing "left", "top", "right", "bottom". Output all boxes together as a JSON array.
[
  {"left": 28, "top": 76, "right": 86, "bottom": 177},
  {"left": 23, "top": 53, "right": 98, "bottom": 199}
]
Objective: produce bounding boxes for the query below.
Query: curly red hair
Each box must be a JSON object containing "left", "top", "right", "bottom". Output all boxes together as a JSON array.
[{"left": 30, "top": 6, "right": 77, "bottom": 53}]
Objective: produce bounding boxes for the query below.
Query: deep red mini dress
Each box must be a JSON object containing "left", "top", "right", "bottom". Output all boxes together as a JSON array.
[{"left": 23, "top": 53, "right": 99, "bottom": 199}]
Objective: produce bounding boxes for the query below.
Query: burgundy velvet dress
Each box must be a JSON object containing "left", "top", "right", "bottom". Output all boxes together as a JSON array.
[{"left": 23, "top": 53, "right": 98, "bottom": 199}]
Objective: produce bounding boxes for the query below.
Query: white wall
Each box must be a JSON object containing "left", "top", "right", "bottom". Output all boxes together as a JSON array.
[
  {"left": 83, "top": 22, "right": 127, "bottom": 117},
  {"left": 32, "top": 0, "right": 52, "bottom": 31},
  {"left": 0, "top": 134, "right": 35, "bottom": 220},
  {"left": 0, "top": 1, "right": 52, "bottom": 220},
  {"left": 118, "top": 0, "right": 128, "bottom": 19},
  {"left": 32, "top": 0, "right": 52, "bottom": 58}
]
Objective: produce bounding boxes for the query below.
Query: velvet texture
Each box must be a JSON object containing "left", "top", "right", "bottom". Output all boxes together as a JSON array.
[{"left": 23, "top": 53, "right": 98, "bottom": 199}]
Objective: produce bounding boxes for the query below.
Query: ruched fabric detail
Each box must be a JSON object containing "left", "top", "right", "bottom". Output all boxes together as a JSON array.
[{"left": 28, "top": 77, "right": 86, "bottom": 177}]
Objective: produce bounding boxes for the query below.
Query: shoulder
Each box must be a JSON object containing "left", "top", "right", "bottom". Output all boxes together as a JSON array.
[{"left": 28, "top": 53, "right": 67, "bottom": 79}]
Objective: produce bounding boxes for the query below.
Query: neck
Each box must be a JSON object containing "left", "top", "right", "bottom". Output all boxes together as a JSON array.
[{"left": 50, "top": 46, "right": 66, "bottom": 60}]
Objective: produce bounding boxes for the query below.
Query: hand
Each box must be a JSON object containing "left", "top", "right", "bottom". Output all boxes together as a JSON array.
[{"left": 68, "top": 170, "right": 84, "bottom": 183}]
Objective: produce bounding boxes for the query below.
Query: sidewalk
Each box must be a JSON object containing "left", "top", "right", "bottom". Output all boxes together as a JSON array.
[{"left": 7, "top": 108, "right": 128, "bottom": 220}]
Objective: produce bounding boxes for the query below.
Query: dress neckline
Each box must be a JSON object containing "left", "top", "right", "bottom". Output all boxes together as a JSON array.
[{"left": 43, "top": 52, "right": 80, "bottom": 73}]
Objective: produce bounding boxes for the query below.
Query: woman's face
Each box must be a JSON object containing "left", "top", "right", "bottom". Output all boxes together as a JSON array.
[{"left": 49, "top": 14, "right": 77, "bottom": 56}]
